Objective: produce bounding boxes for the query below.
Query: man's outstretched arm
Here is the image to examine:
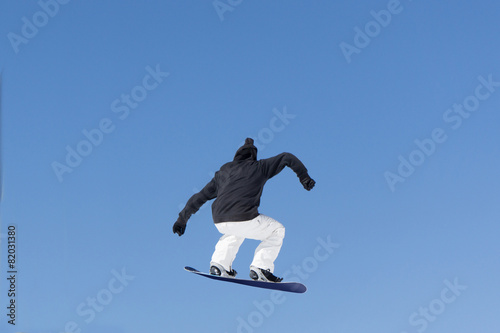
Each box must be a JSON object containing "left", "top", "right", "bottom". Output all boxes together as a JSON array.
[
  {"left": 261, "top": 153, "right": 315, "bottom": 191},
  {"left": 173, "top": 178, "right": 217, "bottom": 236}
]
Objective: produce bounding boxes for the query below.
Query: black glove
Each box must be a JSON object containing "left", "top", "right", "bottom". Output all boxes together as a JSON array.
[
  {"left": 300, "top": 174, "right": 316, "bottom": 191},
  {"left": 173, "top": 218, "right": 187, "bottom": 236}
]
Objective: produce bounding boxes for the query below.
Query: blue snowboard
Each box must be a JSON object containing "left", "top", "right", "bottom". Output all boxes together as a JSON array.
[{"left": 184, "top": 266, "right": 307, "bottom": 294}]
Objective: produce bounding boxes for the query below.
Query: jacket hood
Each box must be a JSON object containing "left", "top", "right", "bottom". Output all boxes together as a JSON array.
[{"left": 234, "top": 138, "right": 258, "bottom": 161}]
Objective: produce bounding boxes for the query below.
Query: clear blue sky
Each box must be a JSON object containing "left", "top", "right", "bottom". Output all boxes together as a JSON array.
[{"left": 1, "top": 1, "right": 499, "bottom": 332}]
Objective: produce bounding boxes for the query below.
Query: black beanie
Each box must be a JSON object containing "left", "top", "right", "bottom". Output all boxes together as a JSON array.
[{"left": 234, "top": 138, "right": 258, "bottom": 161}]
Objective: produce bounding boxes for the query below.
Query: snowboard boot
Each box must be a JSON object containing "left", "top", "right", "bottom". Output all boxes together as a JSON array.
[
  {"left": 249, "top": 266, "right": 283, "bottom": 283},
  {"left": 210, "top": 263, "right": 237, "bottom": 278}
]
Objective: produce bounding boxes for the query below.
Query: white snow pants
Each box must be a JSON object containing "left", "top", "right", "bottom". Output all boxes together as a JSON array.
[{"left": 211, "top": 214, "right": 285, "bottom": 273}]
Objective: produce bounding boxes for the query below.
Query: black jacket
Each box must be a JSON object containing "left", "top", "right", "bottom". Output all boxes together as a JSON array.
[{"left": 178, "top": 139, "right": 309, "bottom": 224}]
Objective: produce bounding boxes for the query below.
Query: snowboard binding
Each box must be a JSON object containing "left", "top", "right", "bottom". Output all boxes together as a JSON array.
[
  {"left": 209, "top": 263, "right": 237, "bottom": 278},
  {"left": 249, "top": 266, "right": 283, "bottom": 283}
]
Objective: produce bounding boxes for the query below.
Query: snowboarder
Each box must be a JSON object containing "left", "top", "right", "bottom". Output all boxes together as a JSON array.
[{"left": 173, "top": 138, "right": 315, "bottom": 282}]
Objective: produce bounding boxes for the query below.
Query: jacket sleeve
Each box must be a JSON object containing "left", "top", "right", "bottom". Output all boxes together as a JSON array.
[
  {"left": 260, "top": 152, "right": 309, "bottom": 180},
  {"left": 178, "top": 177, "right": 217, "bottom": 223}
]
